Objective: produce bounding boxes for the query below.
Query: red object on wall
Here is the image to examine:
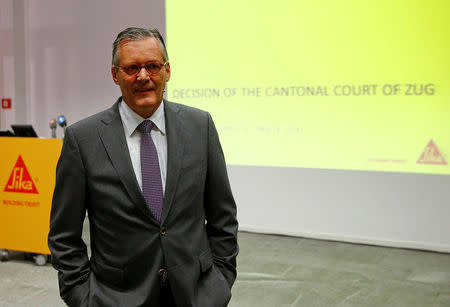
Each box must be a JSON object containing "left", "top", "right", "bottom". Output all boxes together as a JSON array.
[{"left": 1, "top": 98, "right": 12, "bottom": 109}]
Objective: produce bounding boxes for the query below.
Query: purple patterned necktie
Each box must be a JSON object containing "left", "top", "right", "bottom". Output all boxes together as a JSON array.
[{"left": 138, "top": 120, "right": 163, "bottom": 222}]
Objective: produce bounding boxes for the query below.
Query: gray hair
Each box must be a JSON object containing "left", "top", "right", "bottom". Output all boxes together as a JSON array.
[{"left": 112, "top": 27, "right": 168, "bottom": 67}]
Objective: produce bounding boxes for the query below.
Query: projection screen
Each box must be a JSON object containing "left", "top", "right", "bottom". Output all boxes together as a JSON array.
[{"left": 167, "top": 0, "right": 449, "bottom": 175}]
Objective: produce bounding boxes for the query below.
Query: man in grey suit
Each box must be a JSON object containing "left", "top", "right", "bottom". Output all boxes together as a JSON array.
[{"left": 48, "top": 27, "right": 238, "bottom": 307}]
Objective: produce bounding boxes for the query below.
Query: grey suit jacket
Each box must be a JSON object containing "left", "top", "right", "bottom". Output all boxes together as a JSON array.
[{"left": 48, "top": 98, "right": 239, "bottom": 307}]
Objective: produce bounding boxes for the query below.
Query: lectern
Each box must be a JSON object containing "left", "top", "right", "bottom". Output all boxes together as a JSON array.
[{"left": 0, "top": 137, "right": 62, "bottom": 265}]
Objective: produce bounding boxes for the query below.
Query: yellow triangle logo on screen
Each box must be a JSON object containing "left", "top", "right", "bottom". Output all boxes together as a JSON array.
[{"left": 417, "top": 140, "right": 448, "bottom": 165}]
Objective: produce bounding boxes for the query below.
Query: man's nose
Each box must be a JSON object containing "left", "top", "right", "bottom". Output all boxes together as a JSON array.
[{"left": 136, "top": 67, "right": 150, "bottom": 80}]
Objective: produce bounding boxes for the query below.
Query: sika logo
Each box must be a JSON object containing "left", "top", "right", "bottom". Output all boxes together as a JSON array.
[
  {"left": 3, "top": 155, "right": 38, "bottom": 194},
  {"left": 417, "top": 140, "right": 447, "bottom": 165}
]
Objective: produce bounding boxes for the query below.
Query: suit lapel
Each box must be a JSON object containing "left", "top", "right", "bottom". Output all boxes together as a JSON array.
[
  {"left": 161, "top": 100, "right": 185, "bottom": 223},
  {"left": 98, "top": 100, "right": 157, "bottom": 224}
]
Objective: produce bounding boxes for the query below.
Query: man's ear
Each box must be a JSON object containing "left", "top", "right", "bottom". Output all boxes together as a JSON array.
[
  {"left": 111, "top": 66, "right": 119, "bottom": 85},
  {"left": 165, "top": 61, "right": 171, "bottom": 82}
]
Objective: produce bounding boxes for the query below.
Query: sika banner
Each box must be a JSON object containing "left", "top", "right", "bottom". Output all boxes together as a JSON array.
[{"left": 0, "top": 137, "right": 62, "bottom": 254}]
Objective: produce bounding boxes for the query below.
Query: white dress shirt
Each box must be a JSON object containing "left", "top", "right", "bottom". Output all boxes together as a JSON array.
[{"left": 118, "top": 100, "right": 167, "bottom": 195}]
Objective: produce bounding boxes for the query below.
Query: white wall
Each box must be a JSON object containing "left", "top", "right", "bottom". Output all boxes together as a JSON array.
[
  {"left": 2, "top": 0, "right": 165, "bottom": 137},
  {"left": 2, "top": 0, "right": 449, "bottom": 253},
  {"left": 229, "top": 166, "right": 450, "bottom": 253},
  {"left": 0, "top": 0, "right": 15, "bottom": 129}
]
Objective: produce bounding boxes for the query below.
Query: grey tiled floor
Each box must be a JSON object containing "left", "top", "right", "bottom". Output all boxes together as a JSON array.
[
  {"left": 232, "top": 233, "right": 450, "bottom": 307},
  {"left": 0, "top": 226, "right": 449, "bottom": 306}
]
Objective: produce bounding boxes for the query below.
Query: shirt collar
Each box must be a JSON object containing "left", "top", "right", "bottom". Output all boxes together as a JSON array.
[{"left": 119, "top": 99, "right": 166, "bottom": 137}]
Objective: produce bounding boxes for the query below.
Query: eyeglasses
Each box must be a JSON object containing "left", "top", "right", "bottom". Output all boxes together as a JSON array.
[{"left": 115, "top": 61, "right": 168, "bottom": 76}]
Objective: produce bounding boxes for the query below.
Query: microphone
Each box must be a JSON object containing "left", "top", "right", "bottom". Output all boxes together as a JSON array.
[
  {"left": 57, "top": 115, "right": 67, "bottom": 138},
  {"left": 57, "top": 115, "right": 67, "bottom": 128},
  {"left": 49, "top": 119, "right": 57, "bottom": 138}
]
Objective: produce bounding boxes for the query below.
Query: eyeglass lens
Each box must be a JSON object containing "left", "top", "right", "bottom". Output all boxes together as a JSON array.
[{"left": 123, "top": 63, "right": 164, "bottom": 75}]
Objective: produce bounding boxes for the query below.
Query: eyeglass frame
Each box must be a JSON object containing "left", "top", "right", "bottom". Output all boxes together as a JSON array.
[{"left": 114, "top": 61, "right": 168, "bottom": 76}]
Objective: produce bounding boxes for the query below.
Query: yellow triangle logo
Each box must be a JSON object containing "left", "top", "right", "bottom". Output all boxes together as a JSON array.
[
  {"left": 3, "top": 155, "right": 38, "bottom": 194},
  {"left": 417, "top": 140, "right": 447, "bottom": 165}
]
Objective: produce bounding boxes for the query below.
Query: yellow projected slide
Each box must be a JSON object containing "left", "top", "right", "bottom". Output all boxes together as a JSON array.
[{"left": 166, "top": 0, "right": 450, "bottom": 174}]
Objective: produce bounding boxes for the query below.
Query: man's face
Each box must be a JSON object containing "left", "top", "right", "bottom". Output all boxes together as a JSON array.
[{"left": 112, "top": 37, "right": 170, "bottom": 118}]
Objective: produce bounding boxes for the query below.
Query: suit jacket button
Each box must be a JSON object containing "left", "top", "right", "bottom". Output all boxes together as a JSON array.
[{"left": 160, "top": 226, "right": 167, "bottom": 235}]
